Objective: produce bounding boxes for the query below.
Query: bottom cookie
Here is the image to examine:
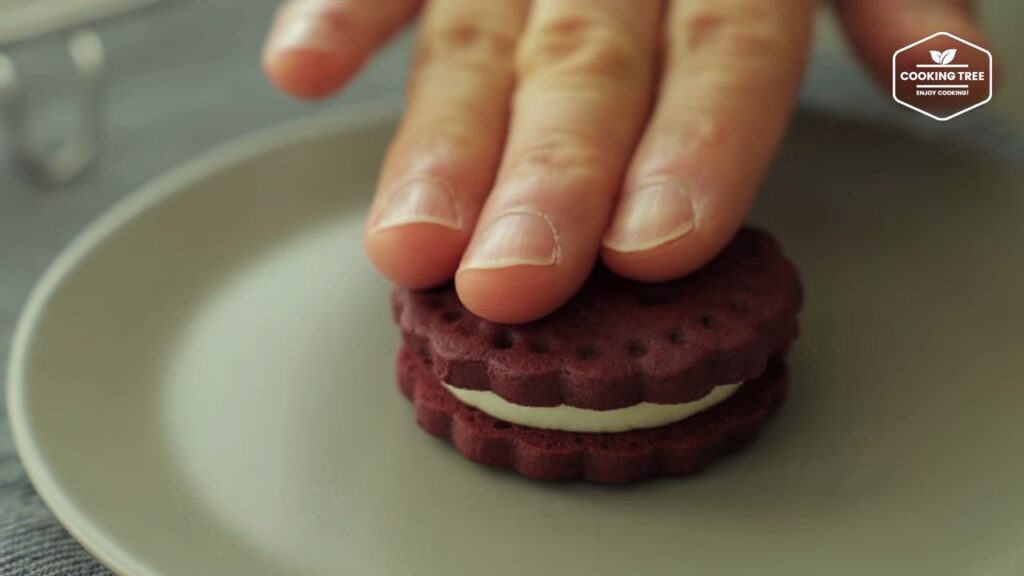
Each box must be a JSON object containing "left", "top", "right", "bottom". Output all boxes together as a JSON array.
[{"left": 397, "top": 346, "right": 788, "bottom": 484}]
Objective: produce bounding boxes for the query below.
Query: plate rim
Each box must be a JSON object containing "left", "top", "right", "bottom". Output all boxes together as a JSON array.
[{"left": 5, "top": 98, "right": 402, "bottom": 576}]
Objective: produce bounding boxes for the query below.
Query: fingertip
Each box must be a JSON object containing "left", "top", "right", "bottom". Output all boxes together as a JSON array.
[
  {"left": 365, "top": 224, "right": 466, "bottom": 289},
  {"left": 601, "top": 223, "right": 742, "bottom": 283},
  {"left": 455, "top": 267, "right": 572, "bottom": 324},
  {"left": 263, "top": 48, "right": 357, "bottom": 100},
  {"left": 602, "top": 240, "right": 706, "bottom": 282},
  {"left": 601, "top": 233, "right": 716, "bottom": 283}
]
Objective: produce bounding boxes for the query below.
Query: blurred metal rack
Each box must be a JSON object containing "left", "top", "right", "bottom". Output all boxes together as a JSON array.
[{"left": 0, "top": 0, "right": 159, "bottom": 185}]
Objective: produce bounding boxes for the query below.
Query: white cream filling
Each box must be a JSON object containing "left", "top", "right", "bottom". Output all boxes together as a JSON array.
[{"left": 443, "top": 382, "right": 742, "bottom": 433}]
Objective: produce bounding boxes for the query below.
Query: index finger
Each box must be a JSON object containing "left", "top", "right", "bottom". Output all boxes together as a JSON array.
[{"left": 263, "top": 0, "right": 421, "bottom": 99}]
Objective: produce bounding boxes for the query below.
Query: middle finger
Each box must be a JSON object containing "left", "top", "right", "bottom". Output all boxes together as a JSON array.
[{"left": 457, "top": 0, "right": 662, "bottom": 323}]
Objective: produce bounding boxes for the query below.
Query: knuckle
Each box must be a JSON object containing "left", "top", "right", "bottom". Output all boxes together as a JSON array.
[
  {"left": 419, "top": 18, "right": 518, "bottom": 70},
  {"left": 516, "top": 14, "right": 643, "bottom": 80},
  {"left": 651, "top": 111, "right": 731, "bottom": 162},
  {"left": 509, "top": 127, "right": 606, "bottom": 174},
  {"left": 409, "top": 113, "right": 481, "bottom": 153},
  {"left": 671, "top": 6, "right": 792, "bottom": 67},
  {"left": 385, "top": 139, "right": 466, "bottom": 191}
]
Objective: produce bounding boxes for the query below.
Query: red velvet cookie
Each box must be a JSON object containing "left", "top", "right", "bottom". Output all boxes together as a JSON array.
[
  {"left": 392, "top": 227, "right": 801, "bottom": 410},
  {"left": 398, "top": 346, "right": 788, "bottom": 483},
  {"left": 391, "top": 227, "right": 802, "bottom": 483}
]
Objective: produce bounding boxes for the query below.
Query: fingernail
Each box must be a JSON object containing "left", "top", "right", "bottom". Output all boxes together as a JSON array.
[
  {"left": 603, "top": 178, "right": 697, "bottom": 252},
  {"left": 461, "top": 212, "right": 560, "bottom": 270},
  {"left": 374, "top": 179, "right": 461, "bottom": 231},
  {"left": 267, "top": 9, "right": 342, "bottom": 54}
]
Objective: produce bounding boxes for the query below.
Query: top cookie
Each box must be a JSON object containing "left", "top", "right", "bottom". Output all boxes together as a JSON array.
[{"left": 392, "top": 227, "right": 801, "bottom": 410}]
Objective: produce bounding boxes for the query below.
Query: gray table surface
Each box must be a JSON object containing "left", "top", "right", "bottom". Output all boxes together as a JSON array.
[{"left": 1, "top": 1, "right": 1021, "bottom": 574}]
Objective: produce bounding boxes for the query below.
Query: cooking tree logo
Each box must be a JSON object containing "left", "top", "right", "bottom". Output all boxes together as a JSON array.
[{"left": 893, "top": 32, "right": 992, "bottom": 121}]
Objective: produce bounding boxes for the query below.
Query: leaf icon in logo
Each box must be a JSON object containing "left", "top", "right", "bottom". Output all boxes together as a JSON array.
[
  {"left": 940, "top": 48, "right": 957, "bottom": 65},
  {"left": 930, "top": 50, "right": 944, "bottom": 64}
]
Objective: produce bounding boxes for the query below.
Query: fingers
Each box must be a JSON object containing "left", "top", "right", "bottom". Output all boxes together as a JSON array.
[
  {"left": 602, "top": 0, "right": 814, "bottom": 281},
  {"left": 455, "top": 0, "right": 662, "bottom": 323},
  {"left": 836, "top": 0, "right": 995, "bottom": 90},
  {"left": 263, "top": 0, "right": 421, "bottom": 99},
  {"left": 365, "top": 0, "right": 529, "bottom": 288}
]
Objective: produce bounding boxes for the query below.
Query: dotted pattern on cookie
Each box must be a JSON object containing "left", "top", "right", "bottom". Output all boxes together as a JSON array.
[{"left": 392, "top": 227, "right": 801, "bottom": 410}]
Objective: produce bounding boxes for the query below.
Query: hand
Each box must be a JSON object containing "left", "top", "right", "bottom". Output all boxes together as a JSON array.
[{"left": 264, "top": 0, "right": 991, "bottom": 323}]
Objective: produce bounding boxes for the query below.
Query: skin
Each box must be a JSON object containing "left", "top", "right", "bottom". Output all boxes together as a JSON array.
[{"left": 263, "top": 0, "right": 993, "bottom": 323}]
